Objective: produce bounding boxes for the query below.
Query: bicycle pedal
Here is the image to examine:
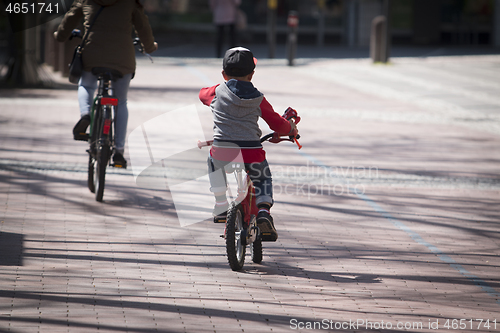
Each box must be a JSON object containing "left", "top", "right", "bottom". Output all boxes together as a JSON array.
[
  {"left": 213, "top": 216, "right": 226, "bottom": 223},
  {"left": 111, "top": 163, "right": 126, "bottom": 169},
  {"left": 260, "top": 232, "right": 278, "bottom": 242},
  {"left": 74, "top": 133, "right": 89, "bottom": 141}
]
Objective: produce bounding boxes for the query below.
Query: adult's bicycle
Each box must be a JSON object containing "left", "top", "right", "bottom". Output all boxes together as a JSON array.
[
  {"left": 70, "top": 30, "right": 152, "bottom": 201},
  {"left": 85, "top": 67, "right": 124, "bottom": 202}
]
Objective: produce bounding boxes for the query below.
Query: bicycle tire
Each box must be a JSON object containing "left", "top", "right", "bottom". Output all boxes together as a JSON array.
[
  {"left": 87, "top": 154, "right": 95, "bottom": 193},
  {"left": 226, "top": 202, "right": 246, "bottom": 271},
  {"left": 88, "top": 100, "right": 100, "bottom": 194},
  {"left": 250, "top": 238, "right": 263, "bottom": 264},
  {"left": 94, "top": 144, "right": 110, "bottom": 202}
]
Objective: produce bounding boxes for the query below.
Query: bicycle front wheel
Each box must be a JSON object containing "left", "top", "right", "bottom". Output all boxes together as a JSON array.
[
  {"left": 226, "top": 202, "right": 246, "bottom": 271},
  {"left": 250, "top": 238, "right": 262, "bottom": 264},
  {"left": 94, "top": 144, "right": 110, "bottom": 202}
]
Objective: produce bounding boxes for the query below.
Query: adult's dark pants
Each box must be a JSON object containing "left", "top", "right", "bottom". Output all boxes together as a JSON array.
[{"left": 216, "top": 24, "right": 236, "bottom": 58}]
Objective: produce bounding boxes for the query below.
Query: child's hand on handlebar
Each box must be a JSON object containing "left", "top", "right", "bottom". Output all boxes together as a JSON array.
[
  {"left": 283, "top": 107, "right": 302, "bottom": 149},
  {"left": 283, "top": 107, "right": 299, "bottom": 137},
  {"left": 283, "top": 107, "right": 301, "bottom": 124},
  {"left": 263, "top": 107, "right": 302, "bottom": 148},
  {"left": 288, "top": 119, "right": 298, "bottom": 137}
]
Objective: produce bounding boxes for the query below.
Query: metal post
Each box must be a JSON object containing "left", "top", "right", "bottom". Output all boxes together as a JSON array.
[
  {"left": 370, "top": 15, "right": 386, "bottom": 63},
  {"left": 347, "top": 0, "right": 358, "bottom": 47},
  {"left": 382, "top": 0, "right": 391, "bottom": 62},
  {"left": 495, "top": 0, "right": 500, "bottom": 46},
  {"left": 317, "top": 0, "right": 325, "bottom": 47},
  {"left": 267, "top": 0, "right": 278, "bottom": 59},
  {"left": 286, "top": 11, "right": 299, "bottom": 66}
]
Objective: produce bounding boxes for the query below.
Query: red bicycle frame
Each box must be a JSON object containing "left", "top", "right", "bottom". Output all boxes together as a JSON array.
[{"left": 233, "top": 168, "right": 259, "bottom": 227}]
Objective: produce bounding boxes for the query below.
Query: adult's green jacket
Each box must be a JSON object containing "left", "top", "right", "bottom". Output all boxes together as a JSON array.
[{"left": 56, "top": 0, "right": 156, "bottom": 75}]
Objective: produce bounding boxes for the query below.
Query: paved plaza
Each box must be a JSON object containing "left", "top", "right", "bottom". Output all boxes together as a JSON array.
[{"left": 0, "top": 46, "right": 500, "bottom": 332}]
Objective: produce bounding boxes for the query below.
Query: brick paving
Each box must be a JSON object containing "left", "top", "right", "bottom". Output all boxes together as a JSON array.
[{"left": 1, "top": 49, "right": 500, "bottom": 333}]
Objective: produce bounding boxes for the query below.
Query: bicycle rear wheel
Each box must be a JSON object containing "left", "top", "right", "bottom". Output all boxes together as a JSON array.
[
  {"left": 94, "top": 144, "right": 110, "bottom": 202},
  {"left": 226, "top": 202, "right": 246, "bottom": 271}
]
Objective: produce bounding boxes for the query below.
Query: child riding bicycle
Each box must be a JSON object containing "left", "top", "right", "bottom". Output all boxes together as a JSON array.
[{"left": 199, "top": 47, "right": 298, "bottom": 241}]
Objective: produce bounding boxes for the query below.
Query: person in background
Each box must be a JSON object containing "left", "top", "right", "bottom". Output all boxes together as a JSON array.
[{"left": 210, "top": 0, "right": 241, "bottom": 58}]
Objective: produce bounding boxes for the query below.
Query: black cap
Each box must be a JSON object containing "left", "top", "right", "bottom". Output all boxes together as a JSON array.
[{"left": 223, "top": 47, "right": 256, "bottom": 77}]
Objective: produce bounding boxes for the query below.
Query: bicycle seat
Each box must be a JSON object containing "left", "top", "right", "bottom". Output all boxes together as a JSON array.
[{"left": 91, "top": 67, "right": 123, "bottom": 81}]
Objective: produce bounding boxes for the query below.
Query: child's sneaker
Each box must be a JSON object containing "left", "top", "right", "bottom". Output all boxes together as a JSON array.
[
  {"left": 213, "top": 201, "right": 229, "bottom": 223},
  {"left": 257, "top": 210, "right": 278, "bottom": 241}
]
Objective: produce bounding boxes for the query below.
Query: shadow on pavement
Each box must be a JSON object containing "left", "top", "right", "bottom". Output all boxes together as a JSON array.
[{"left": 0, "top": 232, "right": 24, "bottom": 266}]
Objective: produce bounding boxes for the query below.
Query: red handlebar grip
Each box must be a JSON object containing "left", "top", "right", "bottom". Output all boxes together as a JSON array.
[
  {"left": 197, "top": 140, "right": 213, "bottom": 149},
  {"left": 294, "top": 137, "right": 302, "bottom": 150}
]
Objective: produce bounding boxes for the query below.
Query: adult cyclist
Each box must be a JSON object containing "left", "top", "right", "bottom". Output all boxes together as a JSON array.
[{"left": 54, "top": 0, "right": 158, "bottom": 168}]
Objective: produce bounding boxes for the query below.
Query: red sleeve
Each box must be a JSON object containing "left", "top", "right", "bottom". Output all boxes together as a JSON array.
[
  {"left": 199, "top": 84, "right": 219, "bottom": 106},
  {"left": 260, "top": 97, "right": 291, "bottom": 135}
]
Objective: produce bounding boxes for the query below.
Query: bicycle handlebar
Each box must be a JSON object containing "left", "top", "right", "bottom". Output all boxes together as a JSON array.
[
  {"left": 197, "top": 132, "right": 301, "bottom": 150},
  {"left": 68, "top": 32, "right": 153, "bottom": 63},
  {"left": 69, "top": 29, "right": 82, "bottom": 40},
  {"left": 133, "top": 37, "right": 154, "bottom": 63},
  {"left": 260, "top": 132, "right": 301, "bottom": 142},
  {"left": 133, "top": 37, "right": 144, "bottom": 53},
  {"left": 262, "top": 132, "right": 302, "bottom": 149},
  {"left": 198, "top": 108, "right": 302, "bottom": 150}
]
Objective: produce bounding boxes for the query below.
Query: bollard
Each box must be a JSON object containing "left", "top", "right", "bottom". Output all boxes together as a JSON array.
[
  {"left": 317, "top": 0, "right": 325, "bottom": 47},
  {"left": 267, "top": 0, "right": 277, "bottom": 59},
  {"left": 286, "top": 10, "right": 299, "bottom": 66},
  {"left": 370, "top": 15, "right": 388, "bottom": 63}
]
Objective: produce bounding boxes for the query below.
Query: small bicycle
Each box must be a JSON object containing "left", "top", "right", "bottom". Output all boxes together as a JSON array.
[{"left": 199, "top": 108, "right": 301, "bottom": 271}]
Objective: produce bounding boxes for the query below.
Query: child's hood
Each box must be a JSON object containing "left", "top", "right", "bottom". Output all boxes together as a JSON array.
[
  {"left": 225, "top": 79, "right": 262, "bottom": 100},
  {"left": 217, "top": 80, "right": 263, "bottom": 117}
]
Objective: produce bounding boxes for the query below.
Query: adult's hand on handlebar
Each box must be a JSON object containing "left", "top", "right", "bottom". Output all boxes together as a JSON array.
[{"left": 67, "top": 29, "right": 82, "bottom": 40}]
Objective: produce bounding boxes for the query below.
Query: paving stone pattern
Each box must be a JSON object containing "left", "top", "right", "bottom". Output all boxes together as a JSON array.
[{"left": 0, "top": 51, "right": 499, "bottom": 333}]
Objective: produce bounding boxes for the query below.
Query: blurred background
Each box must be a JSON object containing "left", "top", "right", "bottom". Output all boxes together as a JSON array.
[
  {"left": 152, "top": 0, "right": 498, "bottom": 46},
  {"left": 1, "top": 0, "right": 499, "bottom": 86}
]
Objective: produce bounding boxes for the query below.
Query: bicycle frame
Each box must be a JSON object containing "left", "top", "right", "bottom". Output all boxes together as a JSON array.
[
  {"left": 231, "top": 168, "right": 259, "bottom": 244},
  {"left": 90, "top": 77, "right": 117, "bottom": 147},
  {"left": 87, "top": 71, "right": 120, "bottom": 201}
]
